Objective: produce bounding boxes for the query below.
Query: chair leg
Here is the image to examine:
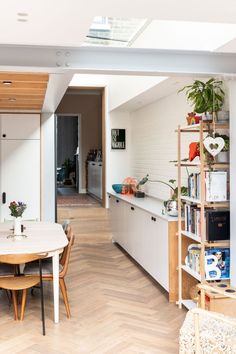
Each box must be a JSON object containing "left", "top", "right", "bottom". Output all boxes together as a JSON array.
[
  {"left": 20, "top": 289, "right": 27, "bottom": 321},
  {"left": 12, "top": 290, "right": 18, "bottom": 321},
  {"left": 39, "top": 259, "right": 46, "bottom": 336},
  {"left": 59, "top": 278, "right": 71, "bottom": 318}
]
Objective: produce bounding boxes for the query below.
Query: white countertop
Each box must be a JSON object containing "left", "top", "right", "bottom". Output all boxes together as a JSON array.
[{"left": 108, "top": 191, "right": 178, "bottom": 222}]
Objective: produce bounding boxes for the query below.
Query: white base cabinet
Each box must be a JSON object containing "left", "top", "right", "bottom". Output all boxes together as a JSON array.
[
  {"left": 109, "top": 194, "right": 169, "bottom": 291},
  {"left": 88, "top": 162, "right": 102, "bottom": 200}
]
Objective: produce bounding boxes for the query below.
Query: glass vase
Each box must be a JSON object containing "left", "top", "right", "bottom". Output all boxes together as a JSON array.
[{"left": 14, "top": 217, "right": 22, "bottom": 236}]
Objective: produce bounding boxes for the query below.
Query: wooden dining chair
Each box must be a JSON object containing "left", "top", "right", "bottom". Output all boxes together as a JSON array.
[
  {"left": 0, "top": 254, "right": 47, "bottom": 335},
  {"left": 24, "top": 227, "right": 75, "bottom": 318}
]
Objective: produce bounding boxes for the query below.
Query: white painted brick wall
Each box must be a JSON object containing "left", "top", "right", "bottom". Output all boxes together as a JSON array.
[{"left": 130, "top": 92, "right": 193, "bottom": 201}]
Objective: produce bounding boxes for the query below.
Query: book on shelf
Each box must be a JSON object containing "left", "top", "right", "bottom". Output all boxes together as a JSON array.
[
  {"left": 184, "top": 207, "right": 230, "bottom": 241},
  {"left": 185, "top": 244, "right": 201, "bottom": 274},
  {"left": 185, "top": 244, "right": 230, "bottom": 280},
  {"left": 205, "top": 248, "right": 230, "bottom": 280},
  {"left": 184, "top": 204, "right": 202, "bottom": 237},
  {"left": 205, "top": 171, "right": 227, "bottom": 202},
  {"left": 187, "top": 171, "right": 228, "bottom": 202},
  {"left": 206, "top": 210, "right": 230, "bottom": 241}
]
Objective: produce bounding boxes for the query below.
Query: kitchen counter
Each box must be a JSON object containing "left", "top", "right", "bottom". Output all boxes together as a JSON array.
[{"left": 108, "top": 191, "right": 178, "bottom": 222}]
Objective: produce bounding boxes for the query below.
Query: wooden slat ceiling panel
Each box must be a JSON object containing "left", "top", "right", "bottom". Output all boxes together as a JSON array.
[{"left": 0, "top": 72, "right": 49, "bottom": 112}]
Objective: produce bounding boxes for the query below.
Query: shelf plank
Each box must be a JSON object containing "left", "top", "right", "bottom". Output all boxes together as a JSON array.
[
  {"left": 182, "top": 265, "right": 201, "bottom": 281},
  {"left": 181, "top": 230, "right": 201, "bottom": 243},
  {"left": 181, "top": 299, "right": 198, "bottom": 310},
  {"left": 181, "top": 196, "right": 230, "bottom": 208},
  {"left": 177, "top": 122, "right": 229, "bottom": 132},
  {"left": 205, "top": 241, "right": 230, "bottom": 248},
  {"left": 181, "top": 196, "right": 201, "bottom": 204},
  {"left": 175, "top": 162, "right": 229, "bottom": 169}
]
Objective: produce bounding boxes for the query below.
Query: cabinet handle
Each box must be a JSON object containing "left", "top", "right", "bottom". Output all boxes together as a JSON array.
[
  {"left": 92, "top": 163, "right": 95, "bottom": 166},
  {"left": 151, "top": 216, "right": 156, "bottom": 222},
  {"left": 2, "top": 192, "right": 6, "bottom": 204},
  {"left": 131, "top": 206, "right": 135, "bottom": 211},
  {"left": 99, "top": 164, "right": 102, "bottom": 167},
  {"left": 2, "top": 134, "right": 6, "bottom": 138},
  {"left": 109, "top": 196, "right": 111, "bottom": 199},
  {"left": 116, "top": 199, "right": 119, "bottom": 203}
]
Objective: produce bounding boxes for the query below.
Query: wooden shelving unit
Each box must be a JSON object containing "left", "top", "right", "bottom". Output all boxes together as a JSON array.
[{"left": 177, "top": 120, "right": 230, "bottom": 310}]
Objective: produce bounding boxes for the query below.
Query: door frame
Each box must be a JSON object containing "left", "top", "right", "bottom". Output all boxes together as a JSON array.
[{"left": 55, "top": 87, "right": 106, "bottom": 214}]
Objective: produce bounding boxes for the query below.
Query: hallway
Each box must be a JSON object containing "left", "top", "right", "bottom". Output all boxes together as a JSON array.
[{"left": 0, "top": 207, "right": 185, "bottom": 354}]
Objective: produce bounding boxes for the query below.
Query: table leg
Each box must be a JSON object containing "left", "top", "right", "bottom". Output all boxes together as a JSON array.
[{"left": 52, "top": 251, "right": 59, "bottom": 323}]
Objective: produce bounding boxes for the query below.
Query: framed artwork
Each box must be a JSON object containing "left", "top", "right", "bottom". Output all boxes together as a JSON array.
[{"left": 111, "top": 129, "right": 126, "bottom": 150}]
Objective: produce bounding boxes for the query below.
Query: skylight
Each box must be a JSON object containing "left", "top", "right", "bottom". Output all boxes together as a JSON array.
[
  {"left": 131, "top": 20, "right": 236, "bottom": 51},
  {"left": 84, "top": 17, "right": 147, "bottom": 47}
]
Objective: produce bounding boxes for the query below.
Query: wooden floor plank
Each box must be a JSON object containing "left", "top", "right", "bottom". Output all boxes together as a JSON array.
[{"left": 0, "top": 206, "right": 186, "bottom": 353}]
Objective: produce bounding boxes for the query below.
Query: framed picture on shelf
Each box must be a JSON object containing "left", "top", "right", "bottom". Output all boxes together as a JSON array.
[{"left": 111, "top": 129, "right": 126, "bottom": 150}]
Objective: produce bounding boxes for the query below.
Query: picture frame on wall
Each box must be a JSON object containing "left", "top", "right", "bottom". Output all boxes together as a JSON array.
[{"left": 111, "top": 129, "right": 126, "bottom": 150}]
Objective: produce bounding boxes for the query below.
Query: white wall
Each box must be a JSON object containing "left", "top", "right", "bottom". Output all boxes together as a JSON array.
[
  {"left": 70, "top": 74, "right": 167, "bottom": 111},
  {"left": 129, "top": 92, "right": 192, "bottom": 201},
  {"left": 107, "top": 110, "right": 132, "bottom": 191},
  {"left": 41, "top": 113, "right": 55, "bottom": 222}
]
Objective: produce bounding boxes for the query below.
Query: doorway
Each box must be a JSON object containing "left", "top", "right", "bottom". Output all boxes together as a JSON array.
[
  {"left": 55, "top": 88, "right": 105, "bottom": 216},
  {"left": 56, "top": 115, "right": 80, "bottom": 200}
]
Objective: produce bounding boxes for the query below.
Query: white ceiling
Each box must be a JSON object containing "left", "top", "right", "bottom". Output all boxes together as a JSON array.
[
  {"left": 1, "top": 0, "right": 236, "bottom": 47},
  {"left": 2, "top": 0, "right": 236, "bottom": 112}
]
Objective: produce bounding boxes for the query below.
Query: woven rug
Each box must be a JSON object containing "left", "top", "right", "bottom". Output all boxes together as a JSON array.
[{"left": 57, "top": 193, "right": 100, "bottom": 207}]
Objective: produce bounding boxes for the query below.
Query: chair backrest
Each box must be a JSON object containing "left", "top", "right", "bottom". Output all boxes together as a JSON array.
[
  {"left": 62, "top": 220, "right": 70, "bottom": 233},
  {"left": 0, "top": 253, "right": 47, "bottom": 265},
  {"left": 60, "top": 227, "right": 75, "bottom": 277}
]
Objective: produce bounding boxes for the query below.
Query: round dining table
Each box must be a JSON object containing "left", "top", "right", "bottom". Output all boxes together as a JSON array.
[{"left": 0, "top": 221, "right": 68, "bottom": 323}]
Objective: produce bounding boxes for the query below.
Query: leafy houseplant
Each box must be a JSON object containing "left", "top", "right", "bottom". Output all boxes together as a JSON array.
[
  {"left": 214, "top": 133, "right": 230, "bottom": 163},
  {"left": 9, "top": 201, "right": 27, "bottom": 218},
  {"left": 154, "top": 179, "right": 188, "bottom": 201},
  {"left": 148, "top": 179, "right": 188, "bottom": 216},
  {"left": 178, "top": 78, "right": 225, "bottom": 118},
  {"left": 62, "top": 158, "right": 74, "bottom": 179}
]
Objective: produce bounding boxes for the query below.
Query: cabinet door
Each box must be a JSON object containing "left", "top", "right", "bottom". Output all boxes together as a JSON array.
[
  {"left": 0, "top": 139, "right": 40, "bottom": 221},
  {"left": 109, "top": 196, "right": 125, "bottom": 246},
  {"left": 0, "top": 114, "right": 40, "bottom": 140},
  {"left": 140, "top": 212, "right": 169, "bottom": 291},
  {"left": 126, "top": 205, "right": 144, "bottom": 261}
]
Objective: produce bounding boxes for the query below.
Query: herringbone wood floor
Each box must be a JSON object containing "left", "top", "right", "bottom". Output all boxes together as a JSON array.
[{"left": 0, "top": 207, "right": 186, "bottom": 354}]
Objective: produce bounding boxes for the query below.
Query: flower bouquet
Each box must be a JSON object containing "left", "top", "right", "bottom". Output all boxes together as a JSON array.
[{"left": 9, "top": 201, "right": 27, "bottom": 236}]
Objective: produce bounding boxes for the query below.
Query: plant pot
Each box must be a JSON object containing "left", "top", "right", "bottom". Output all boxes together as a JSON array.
[
  {"left": 201, "top": 112, "right": 213, "bottom": 121},
  {"left": 217, "top": 110, "right": 229, "bottom": 122},
  {"left": 215, "top": 151, "right": 229, "bottom": 163},
  {"left": 165, "top": 200, "right": 178, "bottom": 217}
]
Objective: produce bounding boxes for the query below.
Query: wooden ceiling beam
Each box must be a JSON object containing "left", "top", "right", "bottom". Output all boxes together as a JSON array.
[
  {"left": 0, "top": 88, "right": 46, "bottom": 95},
  {"left": 0, "top": 82, "right": 48, "bottom": 89},
  {"left": 0, "top": 72, "right": 49, "bottom": 83}
]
